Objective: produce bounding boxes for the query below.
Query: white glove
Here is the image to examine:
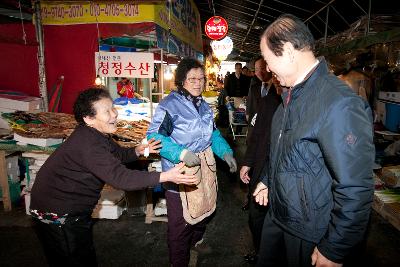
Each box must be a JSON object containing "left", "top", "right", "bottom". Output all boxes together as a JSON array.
[
  {"left": 224, "top": 153, "right": 237, "bottom": 173},
  {"left": 180, "top": 149, "right": 201, "bottom": 167}
]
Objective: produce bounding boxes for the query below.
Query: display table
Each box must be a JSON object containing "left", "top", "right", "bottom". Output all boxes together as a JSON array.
[
  {"left": 373, "top": 189, "right": 400, "bottom": 231},
  {"left": 0, "top": 143, "right": 55, "bottom": 211}
]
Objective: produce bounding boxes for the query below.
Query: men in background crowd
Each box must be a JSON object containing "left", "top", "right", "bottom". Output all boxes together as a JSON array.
[
  {"left": 240, "top": 56, "right": 282, "bottom": 264},
  {"left": 224, "top": 62, "right": 251, "bottom": 99},
  {"left": 253, "top": 14, "right": 374, "bottom": 267},
  {"left": 246, "top": 56, "right": 275, "bottom": 141}
]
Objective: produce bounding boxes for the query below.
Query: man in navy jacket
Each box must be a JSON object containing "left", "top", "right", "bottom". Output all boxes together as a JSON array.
[{"left": 253, "top": 14, "right": 374, "bottom": 267}]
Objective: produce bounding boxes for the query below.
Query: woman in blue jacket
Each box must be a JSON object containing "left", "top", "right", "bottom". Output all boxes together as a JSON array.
[{"left": 147, "top": 58, "right": 237, "bottom": 266}]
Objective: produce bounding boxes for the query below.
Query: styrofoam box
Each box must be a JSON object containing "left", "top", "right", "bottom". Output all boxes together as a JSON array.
[
  {"left": 92, "top": 200, "right": 126, "bottom": 219},
  {"left": 379, "top": 91, "right": 400, "bottom": 103},
  {"left": 0, "top": 116, "right": 10, "bottom": 129},
  {"left": 25, "top": 193, "right": 31, "bottom": 215},
  {"left": 0, "top": 95, "right": 42, "bottom": 111},
  {"left": 6, "top": 156, "right": 19, "bottom": 183},
  {"left": 22, "top": 152, "right": 50, "bottom": 161},
  {"left": 14, "top": 132, "right": 63, "bottom": 147},
  {"left": 6, "top": 155, "right": 18, "bottom": 170},
  {"left": 92, "top": 189, "right": 126, "bottom": 219}
]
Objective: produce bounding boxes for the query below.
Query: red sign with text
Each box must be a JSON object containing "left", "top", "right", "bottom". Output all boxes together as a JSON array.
[{"left": 205, "top": 16, "right": 228, "bottom": 40}]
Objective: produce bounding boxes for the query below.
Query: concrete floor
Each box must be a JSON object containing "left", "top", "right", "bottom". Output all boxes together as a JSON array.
[{"left": 1, "top": 130, "right": 400, "bottom": 267}]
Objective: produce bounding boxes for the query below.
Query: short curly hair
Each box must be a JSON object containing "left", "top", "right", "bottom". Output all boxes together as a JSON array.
[
  {"left": 174, "top": 58, "right": 205, "bottom": 88},
  {"left": 73, "top": 88, "right": 112, "bottom": 125}
]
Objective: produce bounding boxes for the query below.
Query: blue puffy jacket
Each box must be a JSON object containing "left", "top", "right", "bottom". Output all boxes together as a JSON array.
[
  {"left": 147, "top": 91, "right": 232, "bottom": 190},
  {"left": 262, "top": 58, "right": 374, "bottom": 262}
]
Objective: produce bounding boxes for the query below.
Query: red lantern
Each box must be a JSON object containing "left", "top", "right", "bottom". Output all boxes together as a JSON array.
[{"left": 205, "top": 16, "right": 228, "bottom": 40}]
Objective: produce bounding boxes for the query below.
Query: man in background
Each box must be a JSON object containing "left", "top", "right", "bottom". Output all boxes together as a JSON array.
[
  {"left": 240, "top": 56, "right": 282, "bottom": 264},
  {"left": 224, "top": 62, "right": 251, "bottom": 99}
]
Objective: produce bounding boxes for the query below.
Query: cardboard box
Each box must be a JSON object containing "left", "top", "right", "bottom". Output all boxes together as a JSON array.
[
  {"left": 0, "top": 95, "right": 42, "bottom": 111},
  {"left": 380, "top": 166, "right": 400, "bottom": 188}
]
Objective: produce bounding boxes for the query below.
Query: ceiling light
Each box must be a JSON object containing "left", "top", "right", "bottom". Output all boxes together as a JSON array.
[
  {"left": 95, "top": 75, "right": 102, "bottom": 86},
  {"left": 164, "top": 66, "right": 173, "bottom": 80},
  {"left": 235, "top": 22, "right": 248, "bottom": 30}
]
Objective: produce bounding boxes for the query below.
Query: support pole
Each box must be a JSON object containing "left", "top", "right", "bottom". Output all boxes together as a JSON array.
[
  {"left": 34, "top": 1, "right": 48, "bottom": 111},
  {"left": 324, "top": 6, "right": 329, "bottom": 44},
  {"left": 366, "top": 0, "right": 371, "bottom": 36}
]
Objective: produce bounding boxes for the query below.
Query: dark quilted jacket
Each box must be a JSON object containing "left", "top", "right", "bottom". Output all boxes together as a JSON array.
[{"left": 263, "top": 58, "right": 375, "bottom": 262}]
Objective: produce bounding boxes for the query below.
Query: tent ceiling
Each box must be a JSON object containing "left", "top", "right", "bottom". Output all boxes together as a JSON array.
[
  {"left": 0, "top": 0, "right": 398, "bottom": 62},
  {"left": 197, "top": 0, "right": 398, "bottom": 61}
]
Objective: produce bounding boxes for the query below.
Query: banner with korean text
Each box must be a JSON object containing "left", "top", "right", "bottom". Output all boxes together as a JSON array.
[
  {"left": 95, "top": 52, "right": 154, "bottom": 78},
  {"left": 40, "top": 1, "right": 202, "bottom": 52}
]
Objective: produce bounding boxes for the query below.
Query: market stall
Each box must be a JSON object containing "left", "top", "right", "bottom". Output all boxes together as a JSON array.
[{"left": 316, "top": 14, "right": 400, "bottom": 231}]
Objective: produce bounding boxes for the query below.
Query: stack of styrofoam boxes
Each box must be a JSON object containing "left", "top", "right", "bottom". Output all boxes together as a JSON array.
[
  {"left": 148, "top": 161, "right": 167, "bottom": 216},
  {"left": 0, "top": 94, "right": 43, "bottom": 129},
  {"left": 6, "top": 155, "right": 19, "bottom": 184},
  {"left": 0, "top": 155, "right": 20, "bottom": 203},
  {"left": 92, "top": 186, "right": 127, "bottom": 219},
  {"left": 21, "top": 152, "right": 50, "bottom": 215}
]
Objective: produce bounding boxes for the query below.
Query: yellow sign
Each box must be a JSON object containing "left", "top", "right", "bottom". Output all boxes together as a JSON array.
[
  {"left": 40, "top": 1, "right": 202, "bottom": 51},
  {"left": 154, "top": 1, "right": 202, "bottom": 52},
  {"left": 40, "top": 1, "right": 154, "bottom": 24}
]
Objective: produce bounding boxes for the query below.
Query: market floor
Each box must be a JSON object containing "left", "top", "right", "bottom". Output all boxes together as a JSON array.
[{"left": 1, "top": 129, "right": 400, "bottom": 267}]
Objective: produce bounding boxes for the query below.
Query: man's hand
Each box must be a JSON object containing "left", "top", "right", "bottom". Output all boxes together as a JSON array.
[
  {"left": 311, "top": 247, "right": 342, "bottom": 267},
  {"left": 135, "top": 138, "right": 162, "bottom": 156},
  {"left": 180, "top": 149, "right": 201, "bottom": 167},
  {"left": 253, "top": 182, "right": 269, "bottom": 206},
  {"left": 240, "top": 166, "right": 251, "bottom": 184}
]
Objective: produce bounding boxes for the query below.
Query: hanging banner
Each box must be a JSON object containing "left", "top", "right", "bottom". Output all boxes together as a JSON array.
[
  {"left": 156, "top": 25, "right": 202, "bottom": 60},
  {"left": 95, "top": 52, "right": 154, "bottom": 78},
  {"left": 211, "top": 37, "right": 233, "bottom": 61},
  {"left": 40, "top": 1, "right": 202, "bottom": 52},
  {"left": 154, "top": 1, "right": 202, "bottom": 52},
  {"left": 205, "top": 16, "right": 228, "bottom": 40},
  {"left": 40, "top": 1, "right": 152, "bottom": 24}
]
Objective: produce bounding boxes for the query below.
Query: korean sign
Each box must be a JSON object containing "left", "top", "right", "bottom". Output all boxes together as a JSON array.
[
  {"left": 95, "top": 52, "right": 154, "bottom": 78},
  {"left": 205, "top": 16, "right": 228, "bottom": 40},
  {"left": 40, "top": 1, "right": 202, "bottom": 52}
]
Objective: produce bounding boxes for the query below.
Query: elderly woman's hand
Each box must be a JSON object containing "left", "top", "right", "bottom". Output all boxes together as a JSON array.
[
  {"left": 224, "top": 153, "right": 237, "bottom": 173},
  {"left": 180, "top": 149, "right": 201, "bottom": 167},
  {"left": 135, "top": 138, "right": 162, "bottom": 156},
  {"left": 160, "top": 162, "right": 198, "bottom": 185}
]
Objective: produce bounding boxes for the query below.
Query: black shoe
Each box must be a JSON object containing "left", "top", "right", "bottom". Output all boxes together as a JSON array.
[{"left": 244, "top": 253, "right": 258, "bottom": 264}]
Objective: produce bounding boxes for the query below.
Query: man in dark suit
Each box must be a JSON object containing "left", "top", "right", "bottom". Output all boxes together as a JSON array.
[
  {"left": 240, "top": 56, "right": 282, "bottom": 264},
  {"left": 224, "top": 62, "right": 251, "bottom": 99},
  {"left": 246, "top": 57, "right": 268, "bottom": 143}
]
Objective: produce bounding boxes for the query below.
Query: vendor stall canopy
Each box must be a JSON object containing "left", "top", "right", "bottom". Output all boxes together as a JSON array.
[
  {"left": 0, "top": 0, "right": 398, "bottom": 62},
  {"left": 197, "top": 0, "right": 398, "bottom": 61}
]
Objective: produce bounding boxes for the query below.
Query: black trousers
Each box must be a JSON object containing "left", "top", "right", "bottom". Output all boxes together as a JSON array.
[
  {"left": 248, "top": 196, "right": 269, "bottom": 253},
  {"left": 33, "top": 215, "right": 97, "bottom": 267},
  {"left": 257, "top": 211, "right": 316, "bottom": 267},
  {"left": 165, "top": 191, "right": 210, "bottom": 267}
]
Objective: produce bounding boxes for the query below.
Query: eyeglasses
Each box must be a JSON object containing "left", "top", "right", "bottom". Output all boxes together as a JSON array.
[{"left": 186, "top": 77, "right": 205, "bottom": 84}]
